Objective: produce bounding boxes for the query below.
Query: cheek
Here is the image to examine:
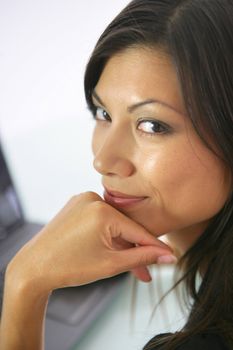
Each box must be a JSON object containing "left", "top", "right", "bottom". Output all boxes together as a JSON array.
[
  {"left": 91, "top": 126, "right": 101, "bottom": 156},
  {"left": 140, "top": 147, "right": 189, "bottom": 202},
  {"left": 139, "top": 142, "right": 229, "bottom": 222}
]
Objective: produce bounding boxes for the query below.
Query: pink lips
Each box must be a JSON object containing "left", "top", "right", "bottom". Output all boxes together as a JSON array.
[{"left": 103, "top": 188, "right": 147, "bottom": 208}]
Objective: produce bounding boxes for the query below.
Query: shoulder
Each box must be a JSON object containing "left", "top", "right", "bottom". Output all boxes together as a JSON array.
[
  {"left": 145, "top": 332, "right": 230, "bottom": 350},
  {"left": 176, "top": 333, "right": 229, "bottom": 350}
]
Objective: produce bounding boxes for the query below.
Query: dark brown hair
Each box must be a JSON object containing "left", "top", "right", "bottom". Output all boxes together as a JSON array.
[{"left": 84, "top": 0, "right": 233, "bottom": 348}]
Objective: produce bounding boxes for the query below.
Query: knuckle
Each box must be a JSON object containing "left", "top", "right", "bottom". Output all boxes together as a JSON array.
[
  {"left": 83, "top": 191, "right": 102, "bottom": 202},
  {"left": 83, "top": 191, "right": 102, "bottom": 201},
  {"left": 91, "top": 200, "right": 106, "bottom": 211},
  {"left": 89, "top": 201, "right": 109, "bottom": 223},
  {"left": 137, "top": 252, "right": 151, "bottom": 266},
  {"left": 68, "top": 192, "right": 102, "bottom": 206},
  {"left": 68, "top": 194, "right": 80, "bottom": 204}
]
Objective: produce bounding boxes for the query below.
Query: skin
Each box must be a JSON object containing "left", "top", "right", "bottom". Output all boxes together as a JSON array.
[
  {"left": 0, "top": 191, "right": 173, "bottom": 349},
  {"left": 92, "top": 47, "right": 230, "bottom": 256},
  {"left": 0, "top": 47, "right": 230, "bottom": 349}
]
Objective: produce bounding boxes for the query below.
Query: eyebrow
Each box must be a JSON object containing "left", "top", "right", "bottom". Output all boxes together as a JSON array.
[{"left": 92, "top": 90, "right": 183, "bottom": 115}]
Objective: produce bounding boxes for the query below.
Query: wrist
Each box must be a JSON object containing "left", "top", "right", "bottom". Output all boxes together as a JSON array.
[
  {"left": 5, "top": 257, "right": 52, "bottom": 301},
  {"left": 0, "top": 260, "right": 50, "bottom": 350}
]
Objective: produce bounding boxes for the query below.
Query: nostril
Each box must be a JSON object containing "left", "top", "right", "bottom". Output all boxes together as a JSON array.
[{"left": 93, "top": 153, "right": 135, "bottom": 177}]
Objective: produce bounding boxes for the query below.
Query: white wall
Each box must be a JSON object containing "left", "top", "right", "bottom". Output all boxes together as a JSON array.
[{"left": 0, "top": 0, "right": 129, "bottom": 222}]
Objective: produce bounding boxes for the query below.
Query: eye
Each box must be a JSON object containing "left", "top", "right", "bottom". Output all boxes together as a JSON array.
[
  {"left": 137, "top": 119, "right": 171, "bottom": 135},
  {"left": 94, "top": 107, "right": 111, "bottom": 122}
]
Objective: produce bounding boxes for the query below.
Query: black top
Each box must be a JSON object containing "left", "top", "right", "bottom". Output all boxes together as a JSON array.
[{"left": 144, "top": 332, "right": 231, "bottom": 350}]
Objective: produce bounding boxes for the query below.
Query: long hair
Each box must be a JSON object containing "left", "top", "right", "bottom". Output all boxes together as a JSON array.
[{"left": 84, "top": 1, "right": 233, "bottom": 348}]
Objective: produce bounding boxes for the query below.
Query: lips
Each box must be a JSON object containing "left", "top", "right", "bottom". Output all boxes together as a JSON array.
[{"left": 103, "top": 187, "right": 147, "bottom": 208}]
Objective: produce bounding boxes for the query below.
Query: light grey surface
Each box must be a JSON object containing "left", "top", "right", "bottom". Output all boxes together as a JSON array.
[
  {"left": 73, "top": 267, "right": 187, "bottom": 350},
  {"left": 44, "top": 274, "right": 127, "bottom": 350}
]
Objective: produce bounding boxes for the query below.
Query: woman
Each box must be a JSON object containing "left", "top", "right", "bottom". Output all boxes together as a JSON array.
[{"left": 0, "top": 0, "right": 232, "bottom": 349}]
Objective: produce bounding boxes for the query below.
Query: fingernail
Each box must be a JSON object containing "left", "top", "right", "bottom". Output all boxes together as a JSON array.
[{"left": 157, "top": 255, "right": 177, "bottom": 264}]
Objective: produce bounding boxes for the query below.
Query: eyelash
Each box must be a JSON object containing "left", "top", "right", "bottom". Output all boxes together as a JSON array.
[{"left": 90, "top": 105, "right": 172, "bottom": 136}]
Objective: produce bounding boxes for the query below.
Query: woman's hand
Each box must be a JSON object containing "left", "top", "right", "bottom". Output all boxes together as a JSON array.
[
  {"left": 7, "top": 191, "right": 174, "bottom": 294},
  {"left": 0, "top": 191, "right": 175, "bottom": 350}
]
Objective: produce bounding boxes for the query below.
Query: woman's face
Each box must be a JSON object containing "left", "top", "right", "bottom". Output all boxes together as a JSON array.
[{"left": 91, "top": 47, "right": 230, "bottom": 251}]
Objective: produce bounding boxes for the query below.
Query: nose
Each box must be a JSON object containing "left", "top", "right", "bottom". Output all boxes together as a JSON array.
[{"left": 93, "top": 126, "right": 136, "bottom": 178}]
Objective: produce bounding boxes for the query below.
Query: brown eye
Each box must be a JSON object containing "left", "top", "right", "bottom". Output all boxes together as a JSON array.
[
  {"left": 95, "top": 107, "right": 111, "bottom": 121},
  {"left": 137, "top": 119, "right": 170, "bottom": 135}
]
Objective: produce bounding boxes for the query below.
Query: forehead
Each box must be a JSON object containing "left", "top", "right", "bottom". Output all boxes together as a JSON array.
[{"left": 95, "top": 47, "right": 186, "bottom": 116}]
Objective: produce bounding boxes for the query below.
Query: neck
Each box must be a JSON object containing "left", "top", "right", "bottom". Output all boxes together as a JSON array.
[{"left": 164, "top": 221, "right": 209, "bottom": 258}]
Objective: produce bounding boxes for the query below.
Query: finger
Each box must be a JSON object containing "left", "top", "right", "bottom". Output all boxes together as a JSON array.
[
  {"left": 110, "top": 210, "right": 172, "bottom": 252},
  {"left": 50, "top": 192, "right": 103, "bottom": 222},
  {"left": 131, "top": 266, "right": 152, "bottom": 282},
  {"left": 69, "top": 191, "right": 103, "bottom": 206},
  {"left": 114, "top": 245, "right": 177, "bottom": 273}
]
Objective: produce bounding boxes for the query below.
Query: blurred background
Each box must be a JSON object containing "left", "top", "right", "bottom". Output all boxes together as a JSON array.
[
  {"left": 0, "top": 0, "right": 129, "bottom": 223},
  {"left": 0, "top": 2, "right": 186, "bottom": 349}
]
